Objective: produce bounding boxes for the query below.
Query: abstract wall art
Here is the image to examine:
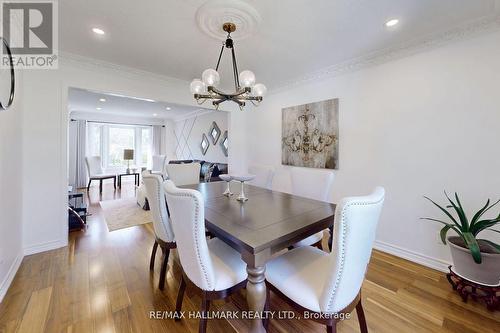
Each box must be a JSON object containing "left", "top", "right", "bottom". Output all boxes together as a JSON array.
[{"left": 282, "top": 98, "right": 339, "bottom": 169}]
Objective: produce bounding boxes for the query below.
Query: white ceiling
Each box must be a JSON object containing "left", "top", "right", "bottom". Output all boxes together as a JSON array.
[
  {"left": 59, "top": 0, "right": 500, "bottom": 89},
  {"left": 68, "top": 87, "right": 210, "bottom": 120}
]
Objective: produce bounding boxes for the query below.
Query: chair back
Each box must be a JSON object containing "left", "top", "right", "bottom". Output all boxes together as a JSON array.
[
  {"left": 290, "top": 168, "right": 335, "bottom": 202},
  {"left": 142, "top": 171, "right": 175, "bottom": 243},
  {"left": 319, "top": 187, "right": 385, "bottom": 313},
  {"left": 165, "top": 163, "right": 201, "bottom": 186},
  {"left": 248, "top": 164, "right": 275, "bottom": 189},
  {"left": 152, "top": 155, "right": 167, "bottom": 174},
  {"left": 85, "top": 156, "right": 103, "bottom": 176},
  {"left": 163, "top": 180, "right": 216, "bottom": 290}
]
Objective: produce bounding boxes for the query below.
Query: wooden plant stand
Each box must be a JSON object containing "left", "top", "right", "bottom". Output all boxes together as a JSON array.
[{"left": 446, "top": 265, "right": 500, "bottom": 311}]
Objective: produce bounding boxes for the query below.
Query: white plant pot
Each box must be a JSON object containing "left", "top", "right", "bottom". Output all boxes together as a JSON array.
[{"left": 448, "top": 236, "right": 500, "bottom": 286}]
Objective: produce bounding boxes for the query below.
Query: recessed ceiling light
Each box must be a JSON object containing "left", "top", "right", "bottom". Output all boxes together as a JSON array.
[
  {"left": 153, "top": 113, "right": 158, "bottom": 117},
  {"left": 385, "top": 19, "right": 399, "bottom": 27},
  {"left": 92, "top": 27, "right": 105, "bottom": 35},
  {"left": 166, "top": 107, "right": 171, "bottom": 110},
  {"left": 99, "top": 98, "right": 106, "bottom": 102},
  {"left": 96, "top": 107, "right": 102, "bottom": 110}
]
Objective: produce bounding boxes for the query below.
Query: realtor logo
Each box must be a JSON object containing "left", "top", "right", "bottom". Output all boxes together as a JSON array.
[{"left": 1, "top": 1, "right": 58, "bottom": 68}]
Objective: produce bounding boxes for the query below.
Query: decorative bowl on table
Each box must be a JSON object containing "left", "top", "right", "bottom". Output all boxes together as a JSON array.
[
  {"left": 230, "top": 174, "right": 256, "bottom": 202},
  {"left": 219, "top": 174, "right": 233, "bottom": 197}
]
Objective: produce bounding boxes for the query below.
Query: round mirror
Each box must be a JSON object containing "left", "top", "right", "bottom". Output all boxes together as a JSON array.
[{"left": 0, "top": 38, "right": 15, "bottom": 110}]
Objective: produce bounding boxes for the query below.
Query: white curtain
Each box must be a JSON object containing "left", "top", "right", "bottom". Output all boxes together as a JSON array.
[
  {"left": 152, "top": 125, "right": 162, "bottom": 156},
  {"left": 75, "top": 120, "right": 87, "bottom": 188}
]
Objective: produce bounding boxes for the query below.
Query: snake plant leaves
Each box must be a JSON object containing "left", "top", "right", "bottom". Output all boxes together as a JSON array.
[
  {"left": 422, "top": 193, "right": 500, "bottom": 264},
  {"left": 463, "top": 232, "right": 482, "bottom": 264}
]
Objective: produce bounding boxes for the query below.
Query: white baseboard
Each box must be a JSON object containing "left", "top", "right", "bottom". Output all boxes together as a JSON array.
[
  {"left": 0, "top": 252, "right": 23, "bottom": 303},
  {"left": 374, "top": 240, "right": 450, "bottom": 273},
  {"left": 24, "top": 239, "right": 67, "bottom": 256}
]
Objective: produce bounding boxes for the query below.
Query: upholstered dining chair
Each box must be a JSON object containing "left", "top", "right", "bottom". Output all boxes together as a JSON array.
[
  {"left": 264, "top": 187, "right": 385, "bottom": 333},
  {"left": 151, "top": 155, "right": 167, "bottom": 176},
  {"left": 163, "top": 180, "right": 247, "bottom": 333},
  {"left": 165, "top": 163, "right": 201, "bottom": 186},
  {"left": 143, "top": 172, "right": 176, "bottom": 290},
  {"left": 85, "top": 156, "right": 116, "bottom": 193},
  {"left": 290, "top": 167, "right": 335, "bottom": 250},
  {"left": 248, "top": 164, "right": 275, "bottom": 189}
]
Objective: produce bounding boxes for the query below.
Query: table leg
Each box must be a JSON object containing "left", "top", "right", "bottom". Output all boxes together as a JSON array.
[{"left": 246, "top": 265, "right": 267, "bottom": 333}]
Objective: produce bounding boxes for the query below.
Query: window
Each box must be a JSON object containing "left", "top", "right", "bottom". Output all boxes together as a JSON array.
[
  {"left": 140, "top": 128, "right": 151, "bottom": 166},
  {"left": 86, "top": 122, "right": 153, "bottom": 169},
  {"left": 108, "top": 126, "right": 135, "bottom": 167}
]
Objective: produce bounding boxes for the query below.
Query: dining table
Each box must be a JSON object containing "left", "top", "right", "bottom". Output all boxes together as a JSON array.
[{"left": 182, "top": 181, "right": 335, "bottom": 333}]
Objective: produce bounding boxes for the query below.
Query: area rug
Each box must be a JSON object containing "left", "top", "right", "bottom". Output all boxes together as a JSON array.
[{"left": 99, "top": 198, "right": 152, "bottom": 232}]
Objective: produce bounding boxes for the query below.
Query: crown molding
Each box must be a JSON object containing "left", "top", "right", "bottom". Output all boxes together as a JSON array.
[
  {"left": 59, "top": 51, "right": 191, "bottom": 87},
  {"left": 271, "top": 14, "right": 500, "bottom": 94}
]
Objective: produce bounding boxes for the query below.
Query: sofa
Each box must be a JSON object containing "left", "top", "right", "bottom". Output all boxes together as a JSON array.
[{"left": 168, "top": 159, "right": 228, "bottom": 182}]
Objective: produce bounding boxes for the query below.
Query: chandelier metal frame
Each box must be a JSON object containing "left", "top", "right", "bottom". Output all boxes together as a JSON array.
[{"left": 192, "top": 23, "right": 264, "bottom": 110}]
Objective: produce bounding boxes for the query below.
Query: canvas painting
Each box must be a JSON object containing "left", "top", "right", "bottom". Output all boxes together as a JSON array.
[{"left": 282, "top": 98, "right": 339, "bottom": 169}]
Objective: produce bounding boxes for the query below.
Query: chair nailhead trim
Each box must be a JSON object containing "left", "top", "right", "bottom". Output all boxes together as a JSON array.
[
  {"left": 325, "top": 196, "right": 384, "bottom": 312},
  {"left": 170, "top": 190, "right": 212, "bottom": 290}
]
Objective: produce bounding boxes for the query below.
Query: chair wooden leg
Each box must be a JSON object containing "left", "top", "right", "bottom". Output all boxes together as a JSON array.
[
  {"left": 150, "top": 241, "right": 158, "bottom": 271},
  {"left": 114, "top": 176, "right": 117, "bottom": 189},
  {"left": 199, "top": 294, "right": 210, "bottom": 333},
  {"left": 99, "top": 179, "right": 103, "bottom": 193},
  {"left": 328, "top": 225, "right": 333, "bottom": 252},
  {"left": 87, "top": 180, "right": 91, "bottom": 192},
  {"left": 326, "top": 322, "right": 337, "bottom": 333},
  {"left": 175, "top": 276, "right": 187, "bottom": 322},
  {"left": 158, "top": 247, "right": 170, "bottom": 290},
  {"left": 356, "top": 299, "right": 368, "bottom": 333}
]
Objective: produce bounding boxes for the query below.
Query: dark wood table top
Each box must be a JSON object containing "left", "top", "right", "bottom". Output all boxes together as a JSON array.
[{"left": 182, "top": 181, "right": 335, "bottom": 255}]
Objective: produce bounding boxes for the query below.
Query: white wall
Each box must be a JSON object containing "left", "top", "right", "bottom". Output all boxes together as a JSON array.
[
  {"left": 0, "top": 71, "right": 24, "bottom": 302},
  {"left": 243, "top": 31, "right": 500, "bottom": 270},
  {"left": 172, "top": 111, "right": 229, "bottom": 163}
]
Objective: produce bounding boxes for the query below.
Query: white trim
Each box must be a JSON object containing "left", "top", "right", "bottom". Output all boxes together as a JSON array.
[
  {"left": 172, "top": 108, "right": 214, "bottom": 122},
  {"left": 59, "top": 52, "right": 191, "bottom": 87},
  {"left": 0, "top": 252, "right": 23, "bottom": 303},
  {"left": 374, "top": 240, "right": 450, "bottom": 273},
  {"left": 23, "top": 239, "right": 67, "bottom": 256}
]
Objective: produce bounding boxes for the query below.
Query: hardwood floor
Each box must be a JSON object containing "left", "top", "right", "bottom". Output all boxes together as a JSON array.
[{"left": 1, "top": 182, "right": 499, "bottom": 333}]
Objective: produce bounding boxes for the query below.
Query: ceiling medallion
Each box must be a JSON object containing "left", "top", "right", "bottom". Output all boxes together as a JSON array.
[
  {"left": 190, "top": 22, "right": 266, "bottom": 110},
  {"left": 195, "top": 0, "right": 261, "bottom": 41}
]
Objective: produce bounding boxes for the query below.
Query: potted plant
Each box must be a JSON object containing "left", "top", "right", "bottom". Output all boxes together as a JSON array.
[{"left": 422, "top": 192, "right": 500, "bottom": 285}]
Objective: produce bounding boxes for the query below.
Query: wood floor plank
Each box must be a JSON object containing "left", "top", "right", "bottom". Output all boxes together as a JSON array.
[{"left": 17, "top": 287, "right": 53, "bottom": 333}]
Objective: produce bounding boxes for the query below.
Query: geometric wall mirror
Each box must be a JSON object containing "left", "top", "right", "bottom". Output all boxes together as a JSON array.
[
  {"left": 220, "top": 130, "right": 228, "bottom": 157},
  {"left": 209, "top": 121, "right": 221, "bottom": 144},
  {"left": 200, "top": 133, "right": 210, "bottom": 155}
]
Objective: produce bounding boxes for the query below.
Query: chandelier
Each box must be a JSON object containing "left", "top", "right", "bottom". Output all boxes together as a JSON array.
[{"left": 189, "top": 22, "right": 266, "bottom": 110}]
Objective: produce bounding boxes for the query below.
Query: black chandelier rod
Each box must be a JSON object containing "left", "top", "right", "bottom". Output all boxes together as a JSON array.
[
  {"left": 214, "top": 32, "right": 241, "bottom": 91},
  {"left": 231, "top": 45, "right": 240, "bottom": 90},
  {"left": 215, "top": 42, "right": 224, "bottom": 71}
]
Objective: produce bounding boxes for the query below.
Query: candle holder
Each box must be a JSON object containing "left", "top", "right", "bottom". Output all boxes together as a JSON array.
[
  {"left": 231, "top": 175, "right": 255, "bottom": 202},
  {"left": 219, "top": 174, "right": 233, "bottom": 197}
]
